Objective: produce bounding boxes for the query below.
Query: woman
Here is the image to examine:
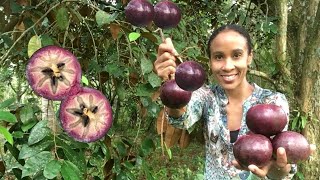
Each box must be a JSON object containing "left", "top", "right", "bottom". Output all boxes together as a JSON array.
[{"left": 153, "top": 24, "right": 315, "bottom": 179}]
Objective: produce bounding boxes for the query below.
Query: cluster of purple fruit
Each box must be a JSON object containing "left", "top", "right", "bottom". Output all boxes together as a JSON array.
[
  {"left": 233, "top": 104, "right": 311, "bottom": 167},
  {"left": 125, "top": 0, "right": 181, "bottom": 29},
  {"left": 159, "top": 61, "right": 206, "bottom": 109},
  {"left": 125, "top": 0, "right": 207, "bottom": 108},
  {"left": 26, "top": 46, "right": 113, "bottom": 143}
]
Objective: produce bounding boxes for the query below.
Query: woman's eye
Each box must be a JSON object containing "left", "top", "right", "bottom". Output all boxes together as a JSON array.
[
  {"left": 214, "top": 55, "right": 223, "bottom": 60},
  {"left": 233, "top": 53, "right": 242, "bottom": 59}
]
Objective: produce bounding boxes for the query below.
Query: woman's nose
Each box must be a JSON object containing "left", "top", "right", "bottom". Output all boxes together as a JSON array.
[{"left": 222, "top": 58, "right": 235, "bottom": 70}]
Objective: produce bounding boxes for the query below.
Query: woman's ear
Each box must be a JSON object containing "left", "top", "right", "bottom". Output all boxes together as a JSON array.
[{"left": 247, "top": 51, "right": 253, "bottom": 66}]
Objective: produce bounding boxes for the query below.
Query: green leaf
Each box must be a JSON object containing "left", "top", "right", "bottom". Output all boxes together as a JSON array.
[
  {"left": 141, "top": 58, "right": 153, "bottom": 75},
  {"left": 12, "top": 131, "right": 24, "bottom": 138},
  {"left": 301, "top": 116, "right": 307, "bottom": 129},
  {"left": 56, "top": 138, "right": 87, "bottom": 174},
  {"left": 43, "top": 160, "right": 61, "bottom": 179},
  {"left": 81, "top": 75, "right": 89, "bottom": 86},
  {"left": 0, "top": 125, "right": 13, "bottom": 145},
  {"left": 95, "top": 10, "right": 112, "bottom": 27},
  {"left": 129, "top": 32, "right": 141, "bottom": 42},
  {"left": 148, "top": 72, "right": 162, "bottom": 88},
  {"left": 19, "top": 141, "right": 52, "bottom": 159},
  {"left": 136, "top": 84, "right": 153, "bottom": 97},
  {"left": 0, "top": 111, "right": 17, "bottom": 123},
  {"left": 116, "top": 84, "right": 126, "bottom": 101},
  {"left": 28, "top": 120, "right": 50, "bottom": 145},
  {"left": 21, "top": 119, "right": 37, "bottom": 132},
  {"left": 28, "top": 35, "right": 42, "bottom": 58},
  {"left": 0, "top": 98, "right": 16, "bottom": 109},
  {"left": 140, "top": 138, "right": 155, "bottom": 157},
  {"left": 165, "top": 144, "right": 172, "bottom": 160},
  {"left": 61, "top": 161, "right": 82, "bottom": 180},
  {"left": 41, "top": 34, "right": 54, "bottom": 47},
  {"left": 20, "top": 106, "right": 34, "bottom": 124},
  {"left": 115, "top": 141, "right": 127, "bottom": 158},
  {"left": 10, "top": 1, "right": 23, "bottom": 13},
  {"left": 56, "top": 7, "right": 69, "bottom": 30},
  {"left": 291, "top": 113, "right": 299, "bottom": 130},
  {"left": 21, "top": 151, "right": 53, "bottom": 178}
]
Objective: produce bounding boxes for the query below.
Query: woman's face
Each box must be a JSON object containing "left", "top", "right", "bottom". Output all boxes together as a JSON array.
[{"left": 209, "top": 30, "right": 252, "bottom": 91}]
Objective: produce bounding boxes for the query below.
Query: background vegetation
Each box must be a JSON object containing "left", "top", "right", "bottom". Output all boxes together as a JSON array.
[{"left": 0, "top": 0, "right": 319, "bottom": 179}]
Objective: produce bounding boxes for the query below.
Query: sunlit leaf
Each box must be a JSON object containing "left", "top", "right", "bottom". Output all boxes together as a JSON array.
[
  {"left": 81, "top": 75, "right": 89, "bottom": 86},
  {"left": 129, "top": 32, "right": 141, "bottom": 42},
  {"left": 0, "top": 126, "right": 13, "bottom": 145},
  {"left": 28, "top": 35, "right": 42, "bottom": 58}
]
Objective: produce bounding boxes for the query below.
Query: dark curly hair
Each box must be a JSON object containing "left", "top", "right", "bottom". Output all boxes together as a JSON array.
[{"left": 207, "top": 24, "right": 253, "bottom": 58}]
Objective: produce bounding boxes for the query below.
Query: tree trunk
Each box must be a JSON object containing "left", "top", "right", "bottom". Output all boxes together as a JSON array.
[{"left": 287, "top": 0, "right": 320, "bottom": 178}]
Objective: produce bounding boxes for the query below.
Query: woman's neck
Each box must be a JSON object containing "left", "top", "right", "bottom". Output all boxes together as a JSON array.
[{"left": 225, "top": 80, "right": 254, "bottom": 104}]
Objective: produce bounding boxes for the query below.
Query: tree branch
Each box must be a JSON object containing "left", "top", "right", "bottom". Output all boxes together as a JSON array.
[
  {"left": 0, "top": 0, "right": 78, "bottom": 66},
  {"left": 248, "top": 69, "right": 276, "bottom": 85}
]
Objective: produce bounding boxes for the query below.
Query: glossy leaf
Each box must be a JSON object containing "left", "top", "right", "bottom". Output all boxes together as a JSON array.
[
  {"left": 0, "top": 98, "right": 16, "bottom": 109},
  {"left": 60, "top": 160, "right": 82, "bottom": 180},
  {"left": 0, "top": 111, "right": 17, "bottom": 123},
  {"left": 19, "top": 141, "right": 52, "bottom": 159},
  {"left": 21, "top": 151, "right": 53, "bottom": 178},
  {"left": 43, "top": 160, "right": 62, "bottom": 179},
  {"left": 28, "top": 120, "right": 50, "bottom": 145}
]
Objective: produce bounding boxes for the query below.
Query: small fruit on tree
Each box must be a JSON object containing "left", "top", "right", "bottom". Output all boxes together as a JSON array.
[
  {"left": 175, "top": 61, "right": 206, "bottom": 91},
  {"left": 160, "top": 79, "right": 192, "bottom": 109},
  {"left": 125, "top": 0, "right": 154, "bottom": 27},
  {"left": 154, "top": 0, "right": 181, "bottom": 29}
]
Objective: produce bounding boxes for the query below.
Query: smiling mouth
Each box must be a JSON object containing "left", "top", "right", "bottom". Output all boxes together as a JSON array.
[{"left": 220, "top": 73, "right": 238, "bottom": 82}]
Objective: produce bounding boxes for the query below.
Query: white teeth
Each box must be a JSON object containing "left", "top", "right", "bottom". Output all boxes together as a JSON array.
[{"left": 221, "top": 74, "right": 237, "bottom": 81}]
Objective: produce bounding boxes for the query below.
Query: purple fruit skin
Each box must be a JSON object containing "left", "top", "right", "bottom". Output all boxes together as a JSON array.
[
  {"left": 160, "top": 79, "right": 192, "bottom": 109},
  {"left": 154, "top": 0, "right": 181, "bottom": 29},
  {"left": 59, "top": 87, "right": 113, "bottom": 142},
  {"left": 125, "top": 0, "right": 154, "bottom": 27},
  {"left": 233, "top": 134, "right": 273, "bottom": 167},
  {"left": 26, "top": 45, "right": 81, "bottom": 101},
  {"left": 175, "top": 61, "right": 206, "bottom": 91},
  {"left": 272, "top": 131, "right": 310, "bottom": 163},
  {"left": 246, "top": 104, "right": 287, "bottom": 137}
]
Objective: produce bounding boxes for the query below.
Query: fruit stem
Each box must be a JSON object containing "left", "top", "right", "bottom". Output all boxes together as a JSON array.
[{"left": 159, "top": 28, "right": 183, "bottom": 63}]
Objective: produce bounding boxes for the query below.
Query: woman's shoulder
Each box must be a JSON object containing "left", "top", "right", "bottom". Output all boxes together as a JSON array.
[{"left": 252, "top": 83, "right": 288, "bottom": 103}]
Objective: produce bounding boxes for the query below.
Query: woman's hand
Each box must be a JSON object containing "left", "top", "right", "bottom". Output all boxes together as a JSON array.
[
  {"left": 153, "top": 38, "right": 179, "bottom": 81},
  {"left": 232, "top": 144, "right": 316, "bottom": 178}
]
